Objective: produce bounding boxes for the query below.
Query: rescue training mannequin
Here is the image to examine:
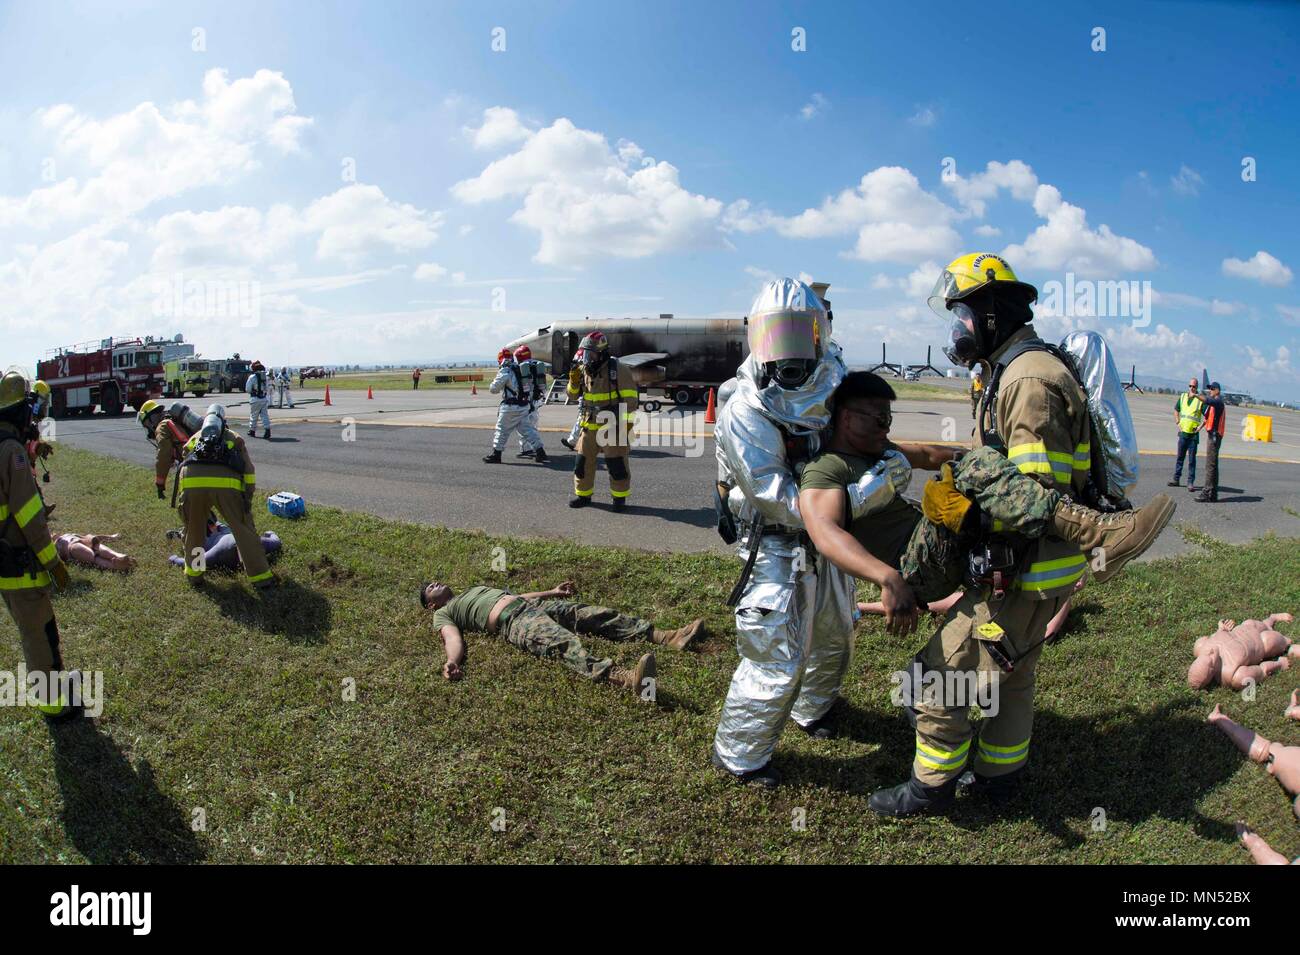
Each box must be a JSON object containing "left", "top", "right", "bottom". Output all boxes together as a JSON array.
[
  {"left": 1287, "top": 689, "right": 1300, "bottom": 722},
  {"left": 168, "top": 518, "right": 281, "bottom": 572},
  {"left": 1187, "top": 613, "right": 1295, "bottom": 690},
  {"left": 54, "top": 533, "right": 135, "bottom": 572},
  {"left": 1207, "top": 704, "right": 1300, "bottom": 820}
]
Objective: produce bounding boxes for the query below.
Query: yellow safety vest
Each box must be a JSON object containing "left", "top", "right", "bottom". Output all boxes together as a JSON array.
[{"left": 1177, "top": 393, "right": 1204, "bottom": 434}]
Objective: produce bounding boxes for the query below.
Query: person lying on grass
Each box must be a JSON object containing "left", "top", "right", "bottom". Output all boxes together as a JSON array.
[
  {"left": 798, "top": 371, "right": 1174, "bottom": 637},
  {"left": 418, "top": 579, "right": 705, "bottom": 701}
]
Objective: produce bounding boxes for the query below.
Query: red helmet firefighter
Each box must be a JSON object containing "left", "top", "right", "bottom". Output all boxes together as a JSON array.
[
  {"left": 497, "top": 347, "right": 513, "bottom": 365},
  {"left": 513, "top": 345, "right": 532, "bottom": 363},
  {"left": 574, "top": 331, "right": 609, "bottom": 370}
]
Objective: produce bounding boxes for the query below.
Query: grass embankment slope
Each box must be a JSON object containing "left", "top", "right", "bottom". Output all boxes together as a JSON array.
[{"left": 2, "top": 446, "right": 1299, "bottom": 863}]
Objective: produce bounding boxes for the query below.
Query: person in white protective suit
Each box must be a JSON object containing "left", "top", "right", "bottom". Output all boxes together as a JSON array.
[
  {"left": 711, "top": 278, "right": 858, "bottom": 787},
  {"left": 278, "top": 367, "right": 294, "bottom": 409},
  {"left": 246, "top": 361, "right": 271, "bottom": 439},
  {"left": 483, "top": 348, "right": 548, "bottom": 465},
  {"left": 512, "top": 346, "right": 550, "bottom": 458}
]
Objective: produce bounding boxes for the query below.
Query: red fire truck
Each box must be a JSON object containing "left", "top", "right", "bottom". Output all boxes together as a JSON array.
[{"left": 37, "top": 337, "right": 165, "bottom": 418}]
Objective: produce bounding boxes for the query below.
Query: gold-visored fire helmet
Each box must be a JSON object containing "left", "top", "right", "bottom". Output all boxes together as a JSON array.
[{"left": 926, "top": 253, "right": 1038, "bottom": 366}]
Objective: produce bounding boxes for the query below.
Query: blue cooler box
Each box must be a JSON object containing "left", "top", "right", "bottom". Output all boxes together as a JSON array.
[{"left": 267, "top": 491, "right": 306, "bottom": 519}]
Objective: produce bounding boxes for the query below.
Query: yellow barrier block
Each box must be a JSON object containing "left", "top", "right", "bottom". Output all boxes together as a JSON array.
[{"left": 1242, "top": 413, "right": 1274, "bottom": 443}]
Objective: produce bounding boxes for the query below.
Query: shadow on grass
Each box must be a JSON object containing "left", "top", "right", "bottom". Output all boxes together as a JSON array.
[
  {"left": 1050, "top": 600, "right": 1105, "bottom": 643},
  {"left": 793, "top": 698, "right": 1241, "bottom": 849},
  {"left": 200, "top": 576, "right": 332, "bottom": 644},
  {"left": 48, "top": 718, "right": 203, "bottom": 863}
]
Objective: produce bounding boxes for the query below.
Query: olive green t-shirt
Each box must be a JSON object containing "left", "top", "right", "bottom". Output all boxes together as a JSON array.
[
  {"left": 800, "top": 447, "right": 922, "bottom": 567},
  {"left": 430, "top": 586, "right": 514, "bottom": 632}
]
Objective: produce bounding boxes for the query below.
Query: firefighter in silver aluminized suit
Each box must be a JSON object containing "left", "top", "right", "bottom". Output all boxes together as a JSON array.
[{"left": 711, "top": 278, "right": 854, "bottom": 787}]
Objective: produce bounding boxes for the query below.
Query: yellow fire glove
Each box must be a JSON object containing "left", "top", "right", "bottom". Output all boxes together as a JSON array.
[
  {"left": 921, "top": 463, "right": 973, "bottom": 534},
  {"left": 568, "top": 368, "right": 582, "bottom": 387}
]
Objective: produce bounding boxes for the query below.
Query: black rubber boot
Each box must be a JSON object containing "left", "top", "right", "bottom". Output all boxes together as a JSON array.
[
  {"left": 517, "top": 448, "right": 535, "bottom": 457},
  {"left": 1166, "top": 479, "right": 1180, "bottom": 487},
  {"left": 482, "top": 450, "right": 502, "bottom": 464},
  {"left": 798, "top": 714, "right": 835, "bottom": 739},
  {"left": 868, "top": 774, "right": 957, "bottom": 817},
  {"left": 798, "top": 700, "right": 841, "bottom": 739},
  {"left": 612, "top": 497, "right": 627, "bottom": 511},
  {"left": 263, "top": 429, "right": 271, "bottom": 440},
  {"left": 568, "top": 496, "right": 589, "bottom": 508},
  {"left": 711, "top": 749, "right": 781, "bottom": 789},
  {"left": 533, "top": 448, "right": 549, "bottom": 464},
  {"left": 957, "top": 766, "right": 1024, "bottom": 805},
  {"left": 560, "top": 437, "right": 576, "bottom": 451}
]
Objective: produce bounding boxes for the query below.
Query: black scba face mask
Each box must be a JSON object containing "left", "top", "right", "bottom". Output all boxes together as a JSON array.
[{"left": 766, "top": 358, "right": 816, "bottom": 390}]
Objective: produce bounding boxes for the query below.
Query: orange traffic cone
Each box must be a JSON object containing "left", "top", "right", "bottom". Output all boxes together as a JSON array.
[
  {"left": 704, "top": 387, "right": 717, "bottom": 424},
  {"left": 324, "top": 384, "right": 332, "bottom": 406},
  {"left": 471, "top": 382, "right": 477, "bottom": 396},
  {"left": 367, "top": 385, "right": 373, "bottom": 399}
]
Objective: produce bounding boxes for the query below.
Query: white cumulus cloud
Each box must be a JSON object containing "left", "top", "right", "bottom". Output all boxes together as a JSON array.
[
  {"left": 0, "top": 69, "right": 312, "bottom": 230},
  {"left": 466, "top": 106, "right": 533, "bottom": 150},
  {"left": 302, "top": 184, "right": 443, "bottom": 262},
  {"left": 758, "top": 166, "right": 961, "bottom": 265},
  {"left": 1222, "top": 250, "right": 1292, "bottom": 287},
  {"left": 452, "top": 112, "right": 727, "bottom": 266},
  {"left": 1002, "top": 184, "right": 1157, "bottom": 276}
]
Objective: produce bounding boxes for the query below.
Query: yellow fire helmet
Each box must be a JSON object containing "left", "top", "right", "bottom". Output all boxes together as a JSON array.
[
  {"left": 137, "top": 398, "right": 164, "bottom": 430},
  {"left": 0, "top": 369, "right": 29, "bottom": 412},
  {"left": 926, "top": 252, "right": 1037, "bottom": 320}
]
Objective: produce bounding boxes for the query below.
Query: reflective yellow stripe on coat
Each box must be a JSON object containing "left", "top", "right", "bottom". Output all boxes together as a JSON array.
[
  {"left": 1017, "top": 553, "right": 1087, "bottom": 592},
  {"left": 180, "top": 475, "right": 245, "bottom": 492},
  {"left": 1007, "top": 442, "right": 1071, "bottom": 486}
]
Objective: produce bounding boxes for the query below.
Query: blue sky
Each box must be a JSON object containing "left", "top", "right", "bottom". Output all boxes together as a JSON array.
[{"left": 2, "top": 0, "right": 1298, "bottom": 399}]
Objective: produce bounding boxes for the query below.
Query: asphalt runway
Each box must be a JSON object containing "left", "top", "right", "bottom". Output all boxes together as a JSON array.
[{"left": 50, "top": 389, "right": 1300, "bottom": 561}]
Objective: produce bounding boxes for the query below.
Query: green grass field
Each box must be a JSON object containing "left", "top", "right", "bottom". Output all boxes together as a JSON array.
[
  {"left": 3, "top": 445, "right": 1299, "bottom": 863},
  {"left": 295, "top": 368, "right": 495, "bottom": 391},
  {"left": 889, "top": 379, "right": 969, "bottom": 401}
]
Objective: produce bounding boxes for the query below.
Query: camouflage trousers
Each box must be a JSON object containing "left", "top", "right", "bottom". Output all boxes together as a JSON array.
[
  {"left": 503, "top": 598, "right": 654, "bottom": 681},
  {"left": 898, "top": 446, "right": 1062, "bottom": 603}
]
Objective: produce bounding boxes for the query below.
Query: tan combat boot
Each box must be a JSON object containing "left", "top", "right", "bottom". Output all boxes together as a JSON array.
[
  {"left": 1051, "top": 494, "right": 1176, "bottom": 584},
  {"left": 652, "top": 618, "right": 705, "bottom": 651},
  {"left": 608, "top": 652, "right": 657, "bottom": 702}
]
